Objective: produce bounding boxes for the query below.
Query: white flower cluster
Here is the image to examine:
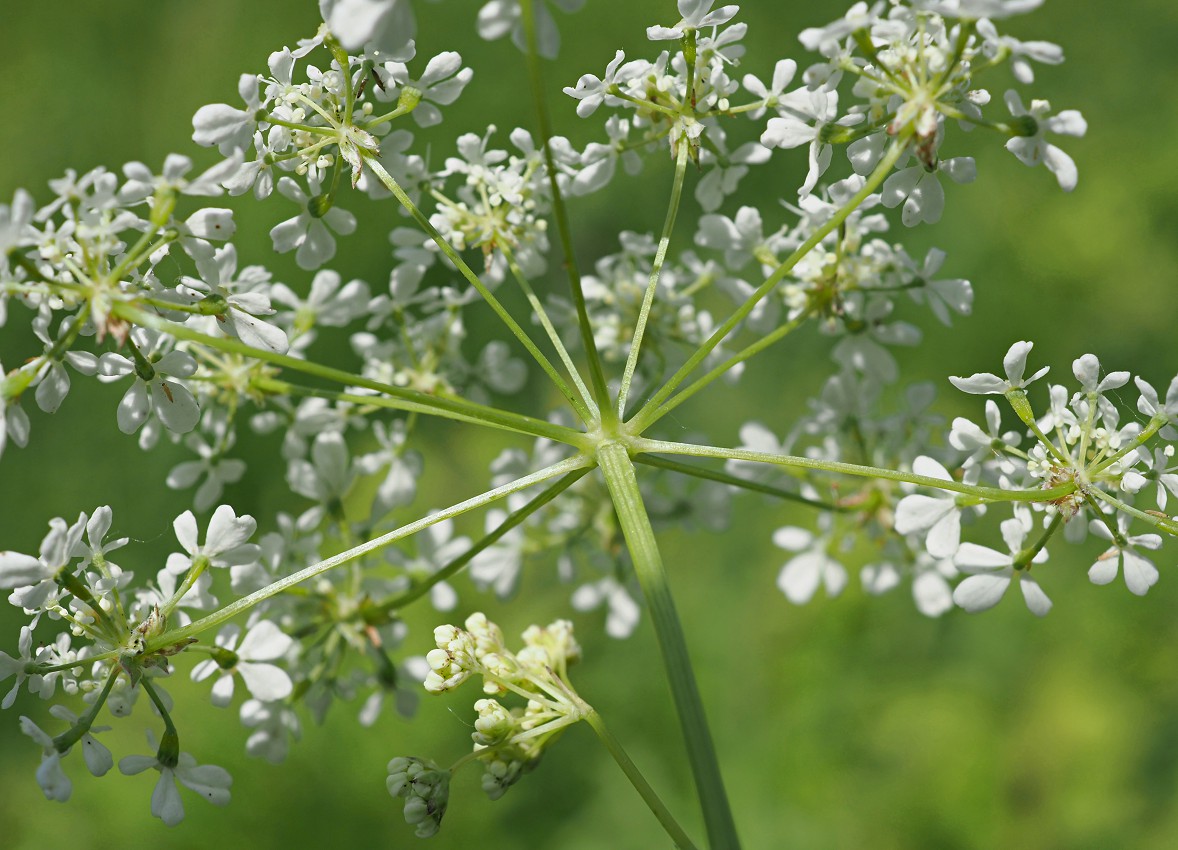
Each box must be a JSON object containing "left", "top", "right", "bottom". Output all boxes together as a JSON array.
[
  {"left": 0, "top": 0, "right": 1160, "bottom": 841},
  {"left": 764, "top": 341, "right": 1178, "bottom": 620}
]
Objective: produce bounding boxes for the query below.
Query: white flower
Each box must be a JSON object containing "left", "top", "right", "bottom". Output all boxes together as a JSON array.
[
  {"left": 97, "top": 329, "right": 200, "bottom": 434},
  {"left": 1003, "top": 91, "right": 1086, "bottom": 192},
  {"left": 949, "top": 340, "right": 1049, "bottom": 395},
  {"left": 270, "top": 269, "right": 370, "bottom": 338},
  {"left": 773, "top": 525, "right": 847, "bottom": 604},
  {"left": 384, "top": 52, "right": 474, "bottom": 128},
  {"left": 192, "top": 73, "right": 262, "bottom": 155},
  {"left": 908, "top": 248, "right": 973, "bottom": 326},
  {"left": 881, "top": 157, "right": 976, "bottom": 227},
  {"left": 240, "top": 698, "right": 302, "bottom": 764},
  {"left": 119, "top": 732, "right": 232, "bottom": 827},
  {"left": 912, "top": 554, "right": 959, "bottom": 618},
  {"left": 798, "top": 2, "right": 883, "bottom": 55},
  {"left": 0, "top": 626, "right": 38, "bottom": 709},
  {"left": 917, "top": 0, "right": 1044, "bottom": 20},
  {"left": 949, "top": 400, "right": 1020, "bottom": 473},
  {"left": 741, "top": 59, "right": 798, "bottom": 120},
  {"left": 179, "top": 244, "right": 289, "bottom": 355},
  {"left": 165, "top": 505, "right": 260, "bottom": 576},
  {"left": 270, "top": 176, "right": 357, "bottom": 271},
  {"left": 1088, "top": 516, "right": 1161, "bottom": 596},
  {"left": 647, "top": 0, "right": 739, "bottom": 41},
  {"left": 191, "top": 621, "right": 293, "bottom": 706},
  {"left": 166, "top": 432, "right": 247, "bottom": 512},
  {"left": 952, "top": 517, "right": 1051, "bottom": 616},
  {"left": 563, "top": 50, "right": 634, "bottom": 118},
  {"left": 320, "top": 0, "right": 416, "bottom": 56},
  {"left": 478, "top": 0, "right": 586, "bottom": 60},
  {"left": 1135, "top": 373, "right": 1178, "bottom": 435},
  {"left": 20, "top": 716, "right": 72, "bottom": 802},
  {"left": 760, "top": 87, "right": 840, "bottom": 197},
  {"left": 976, "top": 19, "right": 1063, "bottom": 85},
  {"left": 893, "top": 456, "right": 964, "bottom": 558},
  {"left": 570, "top": 577, "right": 641, "bottom": 639}
]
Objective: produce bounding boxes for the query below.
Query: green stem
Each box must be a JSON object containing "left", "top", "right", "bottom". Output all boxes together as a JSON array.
[
  {"left": 518, "top": 0, "right": 614, "bottom": 417},
  {"left": 633, "top": 438, "right": 1077, "bottom": 503},
  {"left": 254, "top": 377, "right": 566, "bottom": 443},
  {"left": 633, "top": 454, "right": 851, "bottom": 512},
  {"left": 360, "top": 156, "right": 586, "bottom": 426},
  {"left": 374, "top": 467, "right": 591, "bottom": 614},
  {"left": 584, "top": 708, "right": 702, "bottom": 850},
  {"left": 617, "top": 136, "right": 690, "bottom": 419},
  {"left": 143, "top": 455, "right": 592, "bottom": 653},
  {"left": 53, "top": 667, "right": 119, "bottom": 752},
  {"left": 115, "top": 303, "right": 588, "bottom": 448},
  {"left": 500, "top": 243, "right": 597, "bottom": 422},
  {"left": 1088, "top": 486, "right": 1178, "bottom": 536},
  {"left": 629, "top": 135, "right": 911, "bottom": 434},
  {"left": 596, "top": 441, "right": 741, "bottom": 850},
  {"left": 640, "top": 307, "right": 813, "bottom": 430},
  {"left": 1092, "top": 416, "right": 1167, "bottom": 475}
]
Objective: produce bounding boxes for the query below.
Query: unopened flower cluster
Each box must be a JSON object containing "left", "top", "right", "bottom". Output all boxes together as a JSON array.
[{"left": 389, "top": 613, "right": 586, "bottom": 837}]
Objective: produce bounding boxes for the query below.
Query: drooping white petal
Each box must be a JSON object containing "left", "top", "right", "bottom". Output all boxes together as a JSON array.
[{"left": 952, "top": 571, "right": 1011, "bottom": 612}]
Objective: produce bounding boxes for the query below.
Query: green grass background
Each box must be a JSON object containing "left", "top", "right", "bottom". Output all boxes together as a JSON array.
[{"left": 2, "top": 1, "right": 1178, "bottom": 848}]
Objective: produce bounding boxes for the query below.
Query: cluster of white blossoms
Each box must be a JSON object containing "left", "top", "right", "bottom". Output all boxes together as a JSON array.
[
  {"left": 758, "top": 341, "right": 1178, "bottom": 619},
  {"left": 0, "top": 0, "right": 1166, "bottom": 842},
  {"left": 388, "top": 613, "right": 585, "bottom": 836}
]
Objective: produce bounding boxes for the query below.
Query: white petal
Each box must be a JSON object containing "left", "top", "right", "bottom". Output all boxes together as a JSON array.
[
  {"left": 894, "top": 494, "right": 952, "bottom": 535},
  {"left": 926, "top": 512, "right": 962, "bottom": 559},
  {"left": 1019, "top": 575, "right": 1052, "bottom": 616},
  {"left": 151, "top": 769, "right": 185, "bottom": 826},
  {"left": 1087, "top": 555, "right": 1118, "bottom": 586},
  {"left": 237, "top": 620, "right": 293, "bottom": 661},
  {"left": 952, "top": 572, "right": 1011, "bottom": 612},
  {"left": 238, "top": 662, "right": 293, "bottom": 702},
  {"left": 777, "top": 553, "right": 822, "bottom": 604},
  {"left": 954, "top": 542, "right": 1011, "bottom": 570},
  {"left": 1122, "top": 549, "right": 1159, "bottom": 596}
]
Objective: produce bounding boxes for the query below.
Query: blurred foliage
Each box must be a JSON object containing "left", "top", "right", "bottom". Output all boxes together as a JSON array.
[{"left": 2, "top": 1, "right": 1178, "bottom": 848}]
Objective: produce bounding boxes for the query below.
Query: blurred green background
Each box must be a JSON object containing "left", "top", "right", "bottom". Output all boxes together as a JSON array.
[{"left": 3, "top": 1, "right": 1178, "bottom": 848}]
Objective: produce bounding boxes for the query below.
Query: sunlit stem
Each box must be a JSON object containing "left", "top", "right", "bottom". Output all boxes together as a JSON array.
[
  {"left": 1014, "top": 512, "right": 1063, "bottom": 568},
  {"left": 499, "top": 243, "right": 598, "bottom": 421},
  {"left": 518, "top": 0, "right": 614, "bottom": 418},
  {"left": 1092, "top": 415, "right": 1167, "bottom": 475},
  {"left": 633, "top": 454, "right": 852, "bottom": 512},
  {"left": 583, "top": 707, "right": 702, "bottom": 850},
  {"left": 143, "top": 455, "right": 592, "bottom": 653},
  {"left": 253, "top": 377, "right": 568, "bottom": 444},
  {"left": 596, "top": 441, "right": 741, "bottom": 850},
  {"left": 374, "top": 467, "right": 592, "bottom": 614},
  {"left": 1004, "top": 388, "right": 1071, "bottom": 465},
  {"left": 159, "top": 556, "right": 208, "bottom": 620},
  {"left": 52, "top": 667, "right": 119, "bottom": 752},
  {"left": 1089, "top": 486, "right": 1178, "bottom": 536},
  {"left": 633, "top": 438, "right": 1078, "bottom": 503},
  {"left": 617, "top": 136, "right": 690, "bottom": 419},
  {"left": 630, "top": 134, "right": 911, "bottom": 434},
  {"left": 115, "top": 303, "right": 588, "bottom": 448},
  {"left": 639, "top": 306, "right": 813, "bottom": 430},
  {"left": 360, "top": 156, "right": 589, "bottom": 428},
  {"left": 142, "top": 679, "right": 180, "bottom": 766}
]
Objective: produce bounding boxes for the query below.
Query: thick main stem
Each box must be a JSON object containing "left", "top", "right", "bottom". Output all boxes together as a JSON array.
[{"left": 596, "top": 441, "right": 740, "bottom": 850}]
